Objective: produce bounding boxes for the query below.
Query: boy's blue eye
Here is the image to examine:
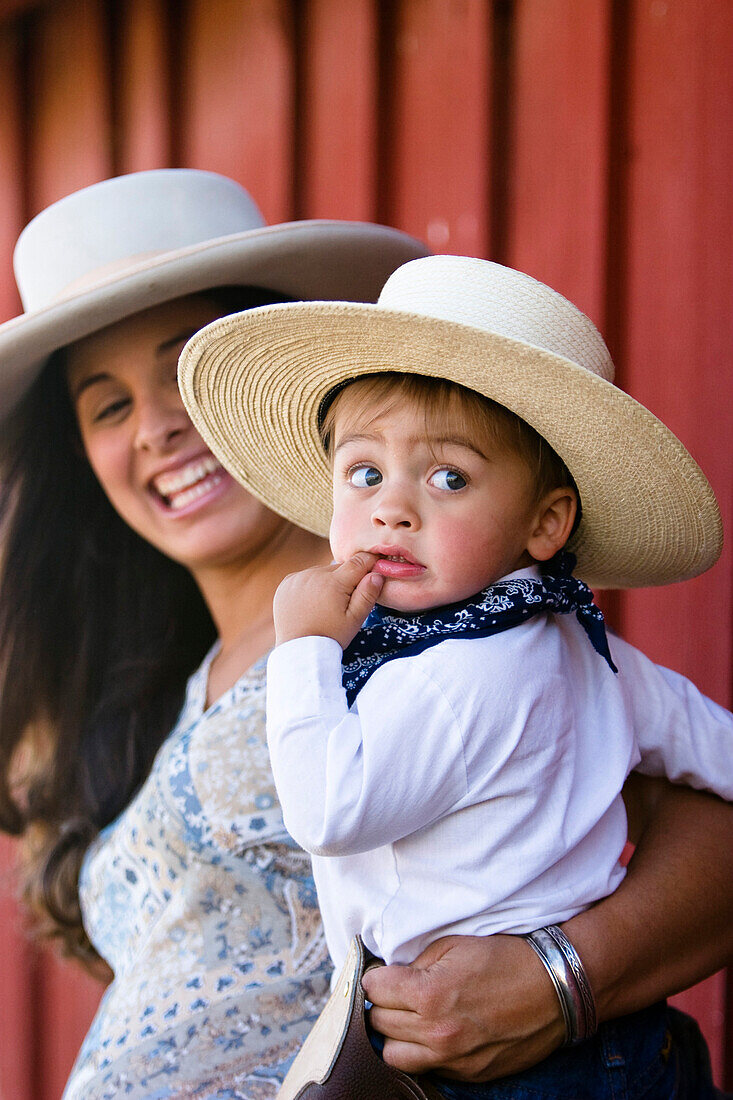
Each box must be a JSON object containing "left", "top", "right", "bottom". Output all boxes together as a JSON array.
[
  {"left": 350, "top": 466, "right": 382, "bottom": 488},
  {"left": 430, "top": 468, "right": 467, "bottom": 492}
]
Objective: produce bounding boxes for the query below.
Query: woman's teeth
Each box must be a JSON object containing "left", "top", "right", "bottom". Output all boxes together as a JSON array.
[
  {"left": 153, "top": 456, "right": 224, "bottom": 510},
  {"left": 167, "top": 473, "right": 224, "bottom": 510}
]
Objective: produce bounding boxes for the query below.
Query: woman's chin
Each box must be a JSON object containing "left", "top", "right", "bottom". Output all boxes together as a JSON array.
[{"left": 127, "top": 481, "right": 274, "bottom": 572}]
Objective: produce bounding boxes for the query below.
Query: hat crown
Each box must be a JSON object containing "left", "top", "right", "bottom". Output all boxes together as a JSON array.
[
  {"left": 378, "top": 256, "right": 615, "bottom": 383},
  {"left": 14, "top": 169, "right": 266, "bottom": 313}
]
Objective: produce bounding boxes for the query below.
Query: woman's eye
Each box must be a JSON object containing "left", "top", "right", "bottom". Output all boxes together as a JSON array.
[
  {"left": 93, "top": 397, "right": 130, "bottom": 423},
  {"left": 430, "top": 468, "right": 467, "bottom": 492},
  {"left": 349, "top": 466, "right": 382, "bottom": 488}
]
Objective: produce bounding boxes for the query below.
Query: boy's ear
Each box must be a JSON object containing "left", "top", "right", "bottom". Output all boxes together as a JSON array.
[{"left": 526, "top": 487, "right": 578, "bottom": 562}]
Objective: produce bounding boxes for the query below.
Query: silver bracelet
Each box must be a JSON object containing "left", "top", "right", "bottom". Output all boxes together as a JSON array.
[{"left": 522, "top": 925, "right": 598, "bottom": 1046}]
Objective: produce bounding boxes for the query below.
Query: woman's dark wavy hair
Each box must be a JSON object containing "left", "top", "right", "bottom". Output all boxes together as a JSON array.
[{"left": 0, "top": 286, "right": 289, "bottom": 969}]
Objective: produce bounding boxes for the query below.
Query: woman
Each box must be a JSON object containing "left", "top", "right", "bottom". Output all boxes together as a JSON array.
[{"left": 0, "top": 170, "right": 730, "bottom": 1099}]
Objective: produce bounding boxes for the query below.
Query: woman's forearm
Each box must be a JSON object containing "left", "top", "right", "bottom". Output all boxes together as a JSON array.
[
  {"left": 563, "top": 778, "right": 733, "bottom": 1022},
  {"left": 366, "top": 778, "right": 733, "bottom": 1081}
]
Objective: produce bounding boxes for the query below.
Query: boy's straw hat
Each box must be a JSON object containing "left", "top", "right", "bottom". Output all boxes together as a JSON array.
[
  {"left": 0, "top": 168, "right": 428, "bottom": 428},
  {"left": 178, "top": 255, "right": 722, "bottom": 589}
]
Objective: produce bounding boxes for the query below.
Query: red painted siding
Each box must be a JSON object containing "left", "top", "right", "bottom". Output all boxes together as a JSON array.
[
  {"left": 117, "top": 0, "right": 175, "bottom": 173},
  {"left": 184, "top": 0, "right": 296, "bottom": 224},
  {"left": 506, "top": 0, "right": 612, "bottom": 324},
  {"left": 298, "top": 0, "right": 379, "bottom": 222},
  {"left": 26, "top": 0, "right": 113, "bottom": 214},
  {"left": 0, "top": 2, "right": 729, "bottom": 1096},
  {"left": 384, "top": 0, "right": 492, "bottom": 257}
]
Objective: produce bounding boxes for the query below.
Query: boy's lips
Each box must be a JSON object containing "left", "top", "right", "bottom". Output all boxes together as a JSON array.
[{"left": 370, "top": 545, "right": 426, "bottom": 579}]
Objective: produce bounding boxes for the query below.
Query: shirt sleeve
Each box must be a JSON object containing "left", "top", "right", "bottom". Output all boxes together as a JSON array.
[
  {"left": 266, "top": 637, "right": 469, "bottom": 856},
  {"left": 614, "top": 636, "right": 733, "bottom": 800}
]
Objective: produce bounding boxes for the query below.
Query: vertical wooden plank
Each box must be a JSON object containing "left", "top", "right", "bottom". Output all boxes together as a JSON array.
[
  {"left": 728, "top": 969, "right": 733, "bottom": 1087},
  {"left": 0, "top": 20, "right": 24, "bottom": 320},
  {"left": 0, "top": 24, "right": 34, "bottom": 1100},
  {"left": 506, "top": 0, "right": 612, "bottom": 327},
  {"left": 385, "top": 0, "right": 491, "bottom": 256},
  {"left": 37, "top": 954, "right": 104, "bottom": 1100},
  {"left": 182, "top": 0, "right": 295, "bottom": 225},
  {"left": 298, "top": 0, "right": 378, "bottom": 222},
  {"left": 117, "top": 0, "right": 173, "bottom": 172},
  {"left": 616, "top": 0, "right": 733, "bottom": 1079},
  {"left": 25, "top": 0, "right": 112, "bottom": 215},
  {"left": 0, "top": 0, "right": 44, "bottom": 19},
  {"left": 0, "top": 839, "right": 37, "bottom": 1100}
]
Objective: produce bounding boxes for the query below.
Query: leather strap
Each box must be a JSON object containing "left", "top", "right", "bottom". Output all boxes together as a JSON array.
[{"left": 277, "top": 936, "right": 445, "bottom": 1099}]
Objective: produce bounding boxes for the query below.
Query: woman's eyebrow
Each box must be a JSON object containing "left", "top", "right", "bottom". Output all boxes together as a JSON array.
[
  {"left": 156, "top": 328, "right": 200, "bottom": 356},
  {"left": 71, "top": 329, "right": 198, "bottom": 401},
  {"left": 72, "top": 372, "right": 110, "bottom": 400}
]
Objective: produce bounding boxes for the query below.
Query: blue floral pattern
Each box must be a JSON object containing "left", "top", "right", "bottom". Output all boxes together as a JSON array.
[{"left": 63, "top": 651, "right": 331, "bottom": 1100}]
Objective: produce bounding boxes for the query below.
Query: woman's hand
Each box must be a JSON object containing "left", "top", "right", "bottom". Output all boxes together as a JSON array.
[
  {"left": 569, "top": 778, "right": 733, "bottom": 1023},
  {"left": 273, "top": 552, "right": 383, "bottom": 648},
  {"left": 363, "top": 934, "right": 565, "bottom": 1080},
  {"left": 364, "top": 777, "right": 733, "bottom": 1081}
]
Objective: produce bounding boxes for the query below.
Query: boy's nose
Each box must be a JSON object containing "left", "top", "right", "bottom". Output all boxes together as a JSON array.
[{"left": 371, "top": 492, "right": 420, "bottom": 531}]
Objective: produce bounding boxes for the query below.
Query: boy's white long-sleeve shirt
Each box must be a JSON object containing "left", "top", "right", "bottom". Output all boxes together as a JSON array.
[{"left": 266, "top": 570, "right": 733, "bottom": 969}]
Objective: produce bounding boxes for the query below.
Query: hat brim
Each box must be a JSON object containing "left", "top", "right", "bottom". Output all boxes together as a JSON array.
[
  {"left": 178, "top": 302, "right": 722, "bottom": 590},
  {"left": 0, "top": 220, "right": 428, "bottom": 427}
]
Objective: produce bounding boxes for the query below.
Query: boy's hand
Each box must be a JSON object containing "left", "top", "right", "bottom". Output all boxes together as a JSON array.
[{"left": 273, "top": 552, "right": 384, "bottom": 649}]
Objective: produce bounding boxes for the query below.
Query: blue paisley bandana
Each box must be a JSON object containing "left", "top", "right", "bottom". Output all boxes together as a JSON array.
[{"left": 341, "top": 550, "right": 617, "bottom": 706}]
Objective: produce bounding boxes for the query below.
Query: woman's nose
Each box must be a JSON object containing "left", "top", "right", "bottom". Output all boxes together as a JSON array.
[
  {"left": 371, "top": 488, "right": 420, "bottom": 530},
  {"left": 134, "top": 394, "right": 190, "bottom": 452}
]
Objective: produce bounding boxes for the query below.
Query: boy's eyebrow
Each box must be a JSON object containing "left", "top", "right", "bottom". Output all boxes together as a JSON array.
[
  {"left": 333, "top": 431, "right": 382, "bottom": 453},
  {"left": 426, "top": 435, "right": 487, "bottom": 457},
  {"left": 334, "top": 431, "right": 488, "bottom": 458}
]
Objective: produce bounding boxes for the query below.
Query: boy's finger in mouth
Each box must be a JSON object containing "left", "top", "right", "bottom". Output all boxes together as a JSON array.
[{"left": 369, "top": 546, "right": 426, "bottom": 579}]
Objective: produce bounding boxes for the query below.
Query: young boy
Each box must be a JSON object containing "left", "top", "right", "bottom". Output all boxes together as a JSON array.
[{"left": 179, "top": 256, "right": 732, "bottom": 1095}]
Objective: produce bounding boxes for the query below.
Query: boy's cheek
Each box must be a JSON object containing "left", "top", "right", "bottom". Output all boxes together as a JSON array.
[
  {"left": 433, "top": 524, "right": 493, "bottom": 580},
  {"left": 327, "top": 510, "right": 354, "bottom": 563},
  {"left": 329, "top": 502, "right": 358, "bottom": 562}
]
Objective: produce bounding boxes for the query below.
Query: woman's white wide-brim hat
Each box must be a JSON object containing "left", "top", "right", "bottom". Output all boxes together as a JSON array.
[
  {"left": 0, "top": 168, "right": 428, "bottom": 427},
  {"left": 179, "top": 255, "right": 722, "bottom": 590}
]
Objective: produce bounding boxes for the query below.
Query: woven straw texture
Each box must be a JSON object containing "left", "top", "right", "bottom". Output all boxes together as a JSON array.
[{"left": 178, "top": 259, "right": 722, "bottom": 590}]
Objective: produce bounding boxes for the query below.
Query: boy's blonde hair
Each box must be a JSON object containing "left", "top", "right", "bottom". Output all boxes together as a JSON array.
[{"left": 320, "top": 372, "right": 577, "bottom": 505}]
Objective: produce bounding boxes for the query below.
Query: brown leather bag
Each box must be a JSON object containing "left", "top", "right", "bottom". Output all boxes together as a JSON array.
[{"left": 277, "top": 935, "right": 444, "bottom": 1099}]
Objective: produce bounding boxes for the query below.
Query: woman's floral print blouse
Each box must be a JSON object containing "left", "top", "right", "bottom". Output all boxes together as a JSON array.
[{"left": 63, "top": 650, "right": 331, "bottom": 1100}]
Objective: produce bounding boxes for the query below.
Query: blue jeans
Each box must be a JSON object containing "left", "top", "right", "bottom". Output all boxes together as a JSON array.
[{"left": 374, "top": 1004, "right": 727, "bottom": 1099}]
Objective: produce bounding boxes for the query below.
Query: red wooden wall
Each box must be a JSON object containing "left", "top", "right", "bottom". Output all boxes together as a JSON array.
[{"left": 0, "top": 1, "right": 730, "bottom": 1096}]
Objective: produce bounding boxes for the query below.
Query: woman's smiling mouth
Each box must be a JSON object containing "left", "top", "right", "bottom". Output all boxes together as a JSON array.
[{"left": 152, "top": 454, "right": 227, "bottom": 512}]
